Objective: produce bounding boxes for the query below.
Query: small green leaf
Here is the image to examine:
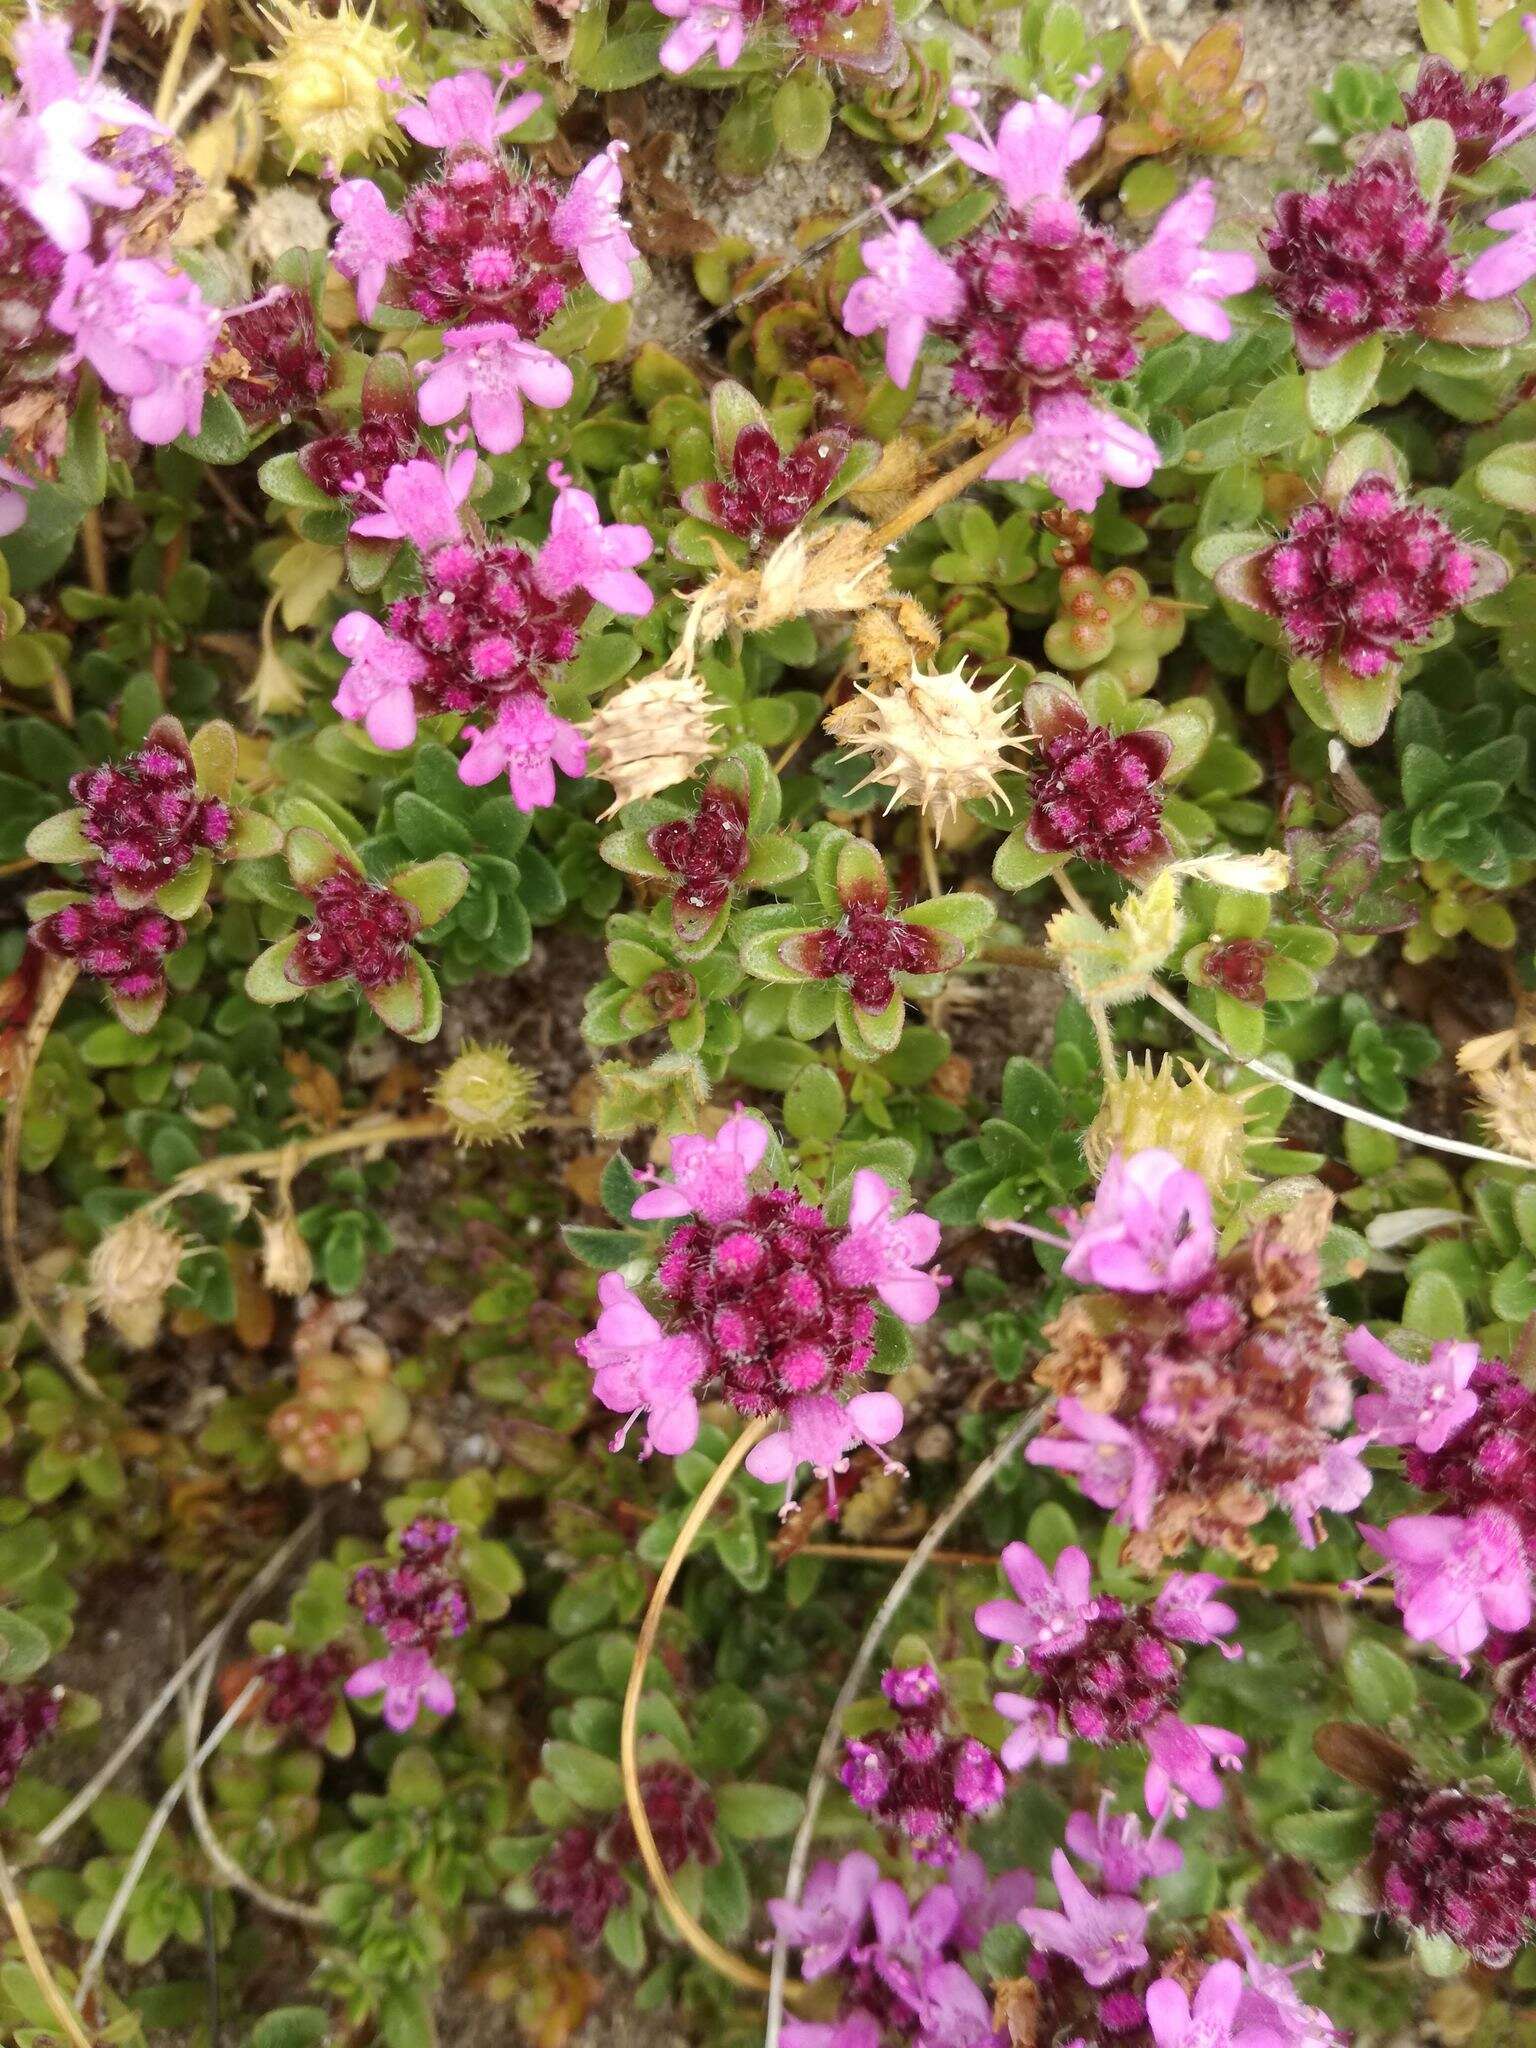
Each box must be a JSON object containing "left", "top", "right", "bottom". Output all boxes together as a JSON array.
[
  {"left": 244, "top": 934, "right": 304, "bottom": 1004},
  {"left": 389, "top": 856, "right": 469, "bottom": 928},
  {"left": 1305, "top": 337, "right": 1384, "bottom": 435},
  {"left": 1344, "top": 1638, "right": 1418, "bottom": 1724},
  {"left": 714, "top": 1781, "right": 804, "bottom": 1840},
  {"left": 24, "top": 809, "right": 93, "bottom": 865}
]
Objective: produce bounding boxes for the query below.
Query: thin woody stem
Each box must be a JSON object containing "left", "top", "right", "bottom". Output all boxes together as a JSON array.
[
  {"left": 620, "top": 1418, "right": 786, "bottom": 1998},
  {"left": 868, "top": 426, "right": 1030, "bottom": 554},
  {"left": 2, "top": 960, "right": 105, "bottom": 1397},
  {"left": 0, "top": 1846, "right": 96, "bottom": 2048},
  {"left": 152, "top": 0, "right": 207, "bottom": 123}
]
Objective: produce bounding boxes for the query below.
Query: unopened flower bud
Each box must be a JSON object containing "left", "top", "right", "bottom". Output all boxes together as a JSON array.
[{"left": 431, "top": 1043, "right": 540, "bottom": 1146}]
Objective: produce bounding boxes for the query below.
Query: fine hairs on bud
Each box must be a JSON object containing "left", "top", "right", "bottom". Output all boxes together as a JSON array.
[
  {"left": 88, "top": 1210, "right": 187, "bottom": 1349},
  {"left": 432, "top": 1044, "right": 541, "bottom": 1146}
]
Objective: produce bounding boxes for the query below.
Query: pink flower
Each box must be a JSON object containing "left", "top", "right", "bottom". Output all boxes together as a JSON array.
[
  {"left": 1152, "top": 1573, "right": 1240, "bottom": 1657},
  {"left": 48, "top": 252, "right": 219, "bottom": 444},
  {"left": 992, "top": 1693, "right": 1070, "bottom": 1771},
  {"left": 395, "top": 67, "right": 542, "bottom": 151},
  {"left": 1465, "top": 197, "right": 1536, "bottom": 301},
  {"left": 457, "top": 693, "right": 587, "bottom": 810},
  {"left": 948, "top": 90, "right": 1101, "bottom": 209},
  {"left": 1065, "top": 1794, "right": 1183, "bottom": 1892},
  {"left": 767, "top": 1851, "right": 879, "bottom": 1979},
  {"left": 331, "top": 612, "right": 427, "bottom": 750},
  {"left": 841, "top": 219, "right": 963, "bottom": 388},
  {"left": 1358, "top": 1507, "right": 1532, "bottom": 1665},
  {"left": 0, "top": 461, "right": 32, "bottom": 539},
  {"left": 1496, "top": 20, "right": 1536, "bottom": 155},
  {"left": 631, "top": 1109, "right": 768, "bottom": 1226},
  {"left": 416, "top": 323, "right": 574, "bottom": 454},
  {"left": 1276, "top": 1436, "right": 1373, "bottom": 1545},
  {"left": 330, "top": 178, "right": 413, "bottom": 321},
  {"left": 1062, "top": 1149, "right": 1216, "bottom": 1296},
  {"left": 576, "top": 1271, "right": 706, "bottom": 1456},
  {"left": 345, "top": 1646, "right": 455, "bottom": 1732},
  {"left": 0, "top": 12, "right": 153, "bottom": 252},
  {"left": 1227, "top": 1922, "right": 1345, "bottom": 2048},
  {"left": 1146, "top": 1960, "right": 1282, "bottom": 2048},
  {"left": 535, "top": 471, "right": 654, "bottom": 613},
  {"left": 551, "top": 142, "right": 638, "bottom": 302},
  {"left": 653, "top": 0, "right": 751, "bottom": 73},
  {"left": 1027, "top": 1396, "right": 1160, "bottom": 1529},
  {"left": 912, "top": 1960, "right": 999, "bottom": 2048},
  {"left": 351, "top": 449, "right": 476, "bottom": 553},
  {"left": 1143, "top": 1715, "right": 1246, "bottom": 1816},
  {"left": 1348, "top": 1327, "right": 1481, "bottom": 1454},
  {"left": 974, "top": 1541, "right": 1094, "bottom": 1663},
  {"left": 1122, "top": 180, "right": 1257, "bottom": 340},
  {"left": 744, "top": 1389, "right": 906, "bottom": 1515},
  {"left": 986, "top": 391, "right": 1160, "bottom": 512},
  {"left": 1018, "top": 1848, "right": 1149, "bottom": 1987},
  {"left": 827, "top": 1169, "right": 942, "bottom": 1323}
]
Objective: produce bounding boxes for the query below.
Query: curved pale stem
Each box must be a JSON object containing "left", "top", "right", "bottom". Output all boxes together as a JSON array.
[
  {"left": 0, "top": 1847, "right": 96, "bottom": 2048},
  {"left": 620, "top": 1417, "right": 781, "bottom": 1997}
]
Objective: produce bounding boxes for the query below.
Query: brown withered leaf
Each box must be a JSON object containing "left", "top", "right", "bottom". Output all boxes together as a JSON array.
[
  {"left": 1313, "top": 1720, "right": 1415, "bottom": 1797},
  {"left": 992, "top": 1977, "right": 1039, "bottom": 2048}
]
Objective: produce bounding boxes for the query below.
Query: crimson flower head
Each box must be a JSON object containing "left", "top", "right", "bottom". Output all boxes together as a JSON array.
[
  {"left": 648, "top": 783, "right": 749, "bottom": 919},
  {"left": 1400, "top": 55, "right": 1523, "bottom": 172},
  {"left": 1263, "top": 142, "right": 1460, "bottom": 368},
  {"left": 840, "top": 1662, "right": 1005, "bottom": 1864},
  {"left": 298, "top": 351, "right": 420, "bottom": 503},
  {"left": 1372, "top": 1781, "right": 1536, "bottom": 1968},
  {"left": 244, "top": 825, "right": 467, "bottom": 1042},
  {"left": 683, "top": 407, "right": 855, "bottom": 555},
  {"left": 1023, "top": 683, "right": 1172, "bottom": 879},
  {"left": 533, "top": 1763, "right": 717, "bottom": 1943},
  {"left": 0, "top": 1682, "right": 62, "bottom": 1801},
  {"left": 255, "top": 1645, "right": 353, "bottom": 1746},
  {"left": 30, "top": 878, "right": 185, "bottom": 1032},
  {"left": 219, "top": 285, "right": 329, "bottom": 423}
]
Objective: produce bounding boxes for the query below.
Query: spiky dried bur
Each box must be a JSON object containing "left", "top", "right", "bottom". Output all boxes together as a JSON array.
[
  {"left": 88, "top": 1211, "right": 187, "bottom": 1349},
  {"left": 1086, "top": 1055, "right": 1257, "bottom": 1195},
  {"left": 433, "top": 1045, "right": 541, "bottom": 1146},
  {"left": 824, "top": 660, "right": 1028, "bottom": 831},
  {"left": 1455, "top": 1015, "right": 1536, "bottom": 1163},
  {"left": 584, "top": 669, "right": 724, "bottom": 815},
  {"left": 243, "top": 0, "right": 419, "bottom": 168}
]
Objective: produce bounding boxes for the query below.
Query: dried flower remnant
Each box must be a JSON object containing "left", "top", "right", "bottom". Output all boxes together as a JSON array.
[
  {"left": 584, "top": 667, "right": 722, "bottom": 813},
  {"left": 1084, "top": 1058, "right": 1254, "bottom": 1194},
  {"left": 840, "top": 1663, "right": 1005, "bottom": 1864},
  {"left": 577, "top": 1111, "right": 942, "bottom": 1509},
  {"left": 87, "top": 1209, "right": 186, "bottom": 1348},
  {"left": 823, "top": 660, "right": 1027, "bottom": 831},
  {"left": 244, "top": 0, "right": 419, "bottom": 167},
  {"left": 1028, "top": 1155, "right": 1366, "bottom": 1568}
]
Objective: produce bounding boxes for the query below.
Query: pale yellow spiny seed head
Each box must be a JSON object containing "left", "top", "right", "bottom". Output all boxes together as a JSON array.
[
  {"left": 243, "top": 0, "right": 419, "bottom": 168},
  {"left": 88, "top": 1211, "right": 187, "bottom": 1349},
  {"left": 584, "top": 669, "right": 722, "bottom": 816},
  {"left": 432, "top": 1044, "right": 541, "bottom": 1147},
  {"left": 1086, "top": 1055, "right": 1257, "bottom": 1197},
  {"left": 825, "top": 659, "right": 1027, "bottom": 832}
]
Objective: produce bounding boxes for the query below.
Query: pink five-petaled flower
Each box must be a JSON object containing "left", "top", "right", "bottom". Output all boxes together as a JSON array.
[
  {"left": 653, "top": 0, "right": 752, "bottom": 74},
  {"left": 766, "top": 1850, "right": 879, "bottom": 1979},
  {"left": 1358, "top": 1507, "right": 1533, "bottom": 1666},
  {"left": 992, "top": 1693, "right": 1070, "bottom": 1771},
  {"left": 329, "top": 178, "right": 413, "bottom": 322},
  {"left": 331, "top": 612, "right": 428, "bottom": 750},
  {"left": 1017, "top": 1848, "right": 1150, "bottom": 1987},
  {"left": 457, "top": 694, "right": 588, "bottom": 809},
  {"left": 1122, "top": 179, "right": 1257, "bottom": 341},
  {"left": 345, "top": 1646, "right": 455, "bottom": 1732},
  {"left": 827, "top": 1169, "right": 943, "bottom": 1323},
  {"left": 1346, "top": 1327, "right": 1480, "bottom": 1454},
  {"left": 49, "top": 252, "right": 220, "bottom": 445},
  {"left": 948, "top": 89, "right": 1101, "bottom": 208},
  {"left": 535, "top": 469, "right": 654, "bottom": 613},
  {"left": 1027, "top": 1395, "right": 1160, "bottom": 1529},
  {"left": 631, "top": 1108, "right": 767, "bottom": 1226},
  {"left": 1065, "top": 1794, "right": 1183, "bottom": 1892},
  {"left": 1151, "top": 1573, "right": 1241, "bottom": 1658},
  {"left": 1143, "top": 1715, "right": 1247, "bottom": 1817},
  {"left": 351, "top": 449, "right": 477, "bottom": 553},
  {"left": 416, "top": 323, "right": 574, "bottom": 456},
  {"left": 1465, "top": 197, "right": 1536, "bottom": 302},
  {"left": 0, "top": 12, "right": 150, "bottom": 252},
  {"left": 1226, "top": 1921, "right": 1345, "bottom": 2048},
  {"left": 395, "top": 67, "right": 542, "bottom": 151},
  {"left": 986, "top": 391, "right": 1160, "bottom": 513},
  {"left": 1146, "top": 1959, "right": 1283, "bottom": 2048},
  {"left": 841, "top": 218, "right": 963, "bottom": 388},
  {"left": 1062, "top": 1148, "right": 1217, "bottom": 1296},
  {"left": 744, "top": 1389, "right": 906, "bottom": 1516},
  {"left": 975, "top": 1541, "right": 1094, "bottom": 1663},
  {"left": 577, "top": 1271, "right": 705, "bottom": 1457},
  {"left": 551, "top": 142, "right": 638, "bottom": 301}
]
